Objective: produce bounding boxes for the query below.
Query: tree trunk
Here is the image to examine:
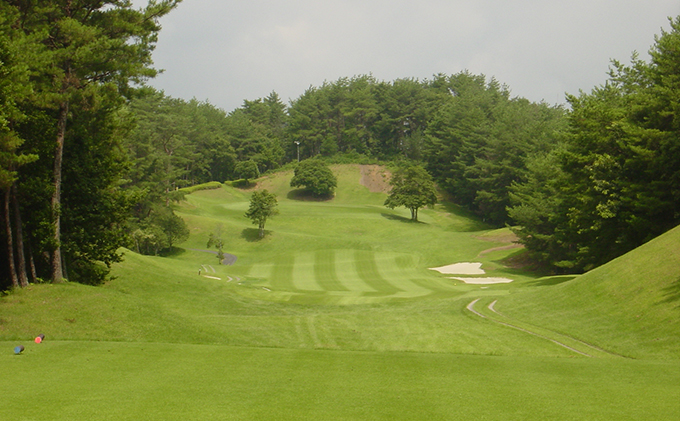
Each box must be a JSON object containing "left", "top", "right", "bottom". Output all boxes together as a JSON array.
[
  {"left": 28, "top": 245, "right": 38, "bottom": 283},
  {"left": 51, "top": 101, "right": 68, "bottom": 283},
  {"left": 11, "top": 186, "right": 29, "bottom": 287},
  {"left": 3, "top": 188, "right": 19, "bottom": 288}
]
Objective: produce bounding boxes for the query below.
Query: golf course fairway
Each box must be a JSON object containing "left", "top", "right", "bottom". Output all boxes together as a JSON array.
[{"left": 1, "top": 165, "right": 678, "bottom": 420}]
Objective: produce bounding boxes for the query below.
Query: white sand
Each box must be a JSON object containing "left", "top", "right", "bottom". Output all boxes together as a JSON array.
[
  {"left": 451, "top": 277, "right": 514, "bottom": 284},
  {"left": 429, "top": 262, "right": 485, "bottom": 275}
]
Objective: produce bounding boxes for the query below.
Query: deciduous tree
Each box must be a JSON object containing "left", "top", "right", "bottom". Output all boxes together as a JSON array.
[
  {"left": 384, "top": 165, "right": 437, "bottom": 222},
  {"left": 234, "top": 160, "right": 259, "bottom": 185},
  {"left": 290, "top": 159, "right": 337, "bottom": 197},
  {"left": 245, "top": 190, "right": 278, "bottom": 239}
]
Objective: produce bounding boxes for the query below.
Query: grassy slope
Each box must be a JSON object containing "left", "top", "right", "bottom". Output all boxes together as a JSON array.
[
  {"left": 497, "top": 225, "right": 680, "bottom": 359},
  {"left": 174, "top": 164, "right": 523, "bottom": 305},
  {"left": 0, "top": 165, "right": 551, "bottom": 355},
  {"left": 1, "top": 164, "right": 679, "bottom": 420}
]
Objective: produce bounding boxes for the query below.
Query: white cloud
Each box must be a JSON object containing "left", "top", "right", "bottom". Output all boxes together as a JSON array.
[{"left": 144, "top": 0, "right": 680, "bottom": 111}]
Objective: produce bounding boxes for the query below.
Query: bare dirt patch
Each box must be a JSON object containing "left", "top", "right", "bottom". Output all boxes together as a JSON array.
[{"left": 360, "top": 165, "right": 391, "bottom": 193}]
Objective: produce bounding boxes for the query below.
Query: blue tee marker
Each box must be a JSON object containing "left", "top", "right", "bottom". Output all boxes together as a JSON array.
[{"left": 14, "top": 345, "right": 24, "bottom": 354}]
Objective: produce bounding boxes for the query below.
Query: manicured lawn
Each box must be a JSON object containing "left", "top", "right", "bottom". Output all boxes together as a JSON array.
[
  {"left": 174, "top": 165, "right": 528, "bottom": 305},
  {"left": 498, "top": 224, "right": 680, "bottom": 360},
  {"left": 1, "top": 165, "right": 679, "bottom": 419},
  {"left": 2, "top": 341, "right": 679, "bottom": 421}
]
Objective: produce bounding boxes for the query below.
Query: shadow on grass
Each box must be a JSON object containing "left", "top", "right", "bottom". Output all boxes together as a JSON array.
[
  {"left": 287, "top": 189, "right": 334, "bottom": 202},
  {"left": 231, "top": 179, "right": 256, "bottom": 189},
  {"left": 159, "top": 247, "right": 187, "bottom": 257},
  {"left": 436, "top": 194, "right": 490, "bottom": 232},
  {"left": 498, "top": 249, "right": 555, "bottom": 275},
  {"left": 525, "top": 275, "right": 577, "bottom": 287},
  {"left": 659, "top": 275, "right": 680, "bottom": 308},
  {"left": 380, "top": 213, "right": 425, "bottom": 224},
  {"left": 241, "top": 228, "right": 270, "bottom": 242}
]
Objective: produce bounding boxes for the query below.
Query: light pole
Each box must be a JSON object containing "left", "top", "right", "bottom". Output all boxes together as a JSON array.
[{"left": 294, "top": 141, "right": 300, "bottom": 162}]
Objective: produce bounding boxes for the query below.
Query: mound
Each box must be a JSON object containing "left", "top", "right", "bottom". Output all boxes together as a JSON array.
[{"left": 497, "top": 224, "right": 680, "bottom": 359}]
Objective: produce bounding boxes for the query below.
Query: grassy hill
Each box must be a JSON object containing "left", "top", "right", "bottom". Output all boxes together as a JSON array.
[
  {"left": 496, "top": 224, "right": 680, "bottom": 359},
  {"left": 1, "top": 164, "right": 679, "bottom": 420},
  {"left": 173, "top": 164, "right": 520, "bottom": 305}
]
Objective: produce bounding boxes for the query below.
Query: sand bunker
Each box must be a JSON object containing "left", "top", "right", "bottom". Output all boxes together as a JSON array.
[
  {"left": 451, "top": 277, "right": 514, "bottom": 284},
  {"left": 429, "top": 262, "right": 485, "bottom": 275},
  {"left": 430, "top": 262, "right": 514, "bottom": 284}
]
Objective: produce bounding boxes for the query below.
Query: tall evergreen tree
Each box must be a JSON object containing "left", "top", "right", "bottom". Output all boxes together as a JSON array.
[
  {"left": 1, "top": 3, "right": 40, "bottom": 288},
  {"left": 3, "top": 0, "right": 180, "bottom": 283},
  {"left": 510, "top": 16, "right": 680, "bottom": 272}
]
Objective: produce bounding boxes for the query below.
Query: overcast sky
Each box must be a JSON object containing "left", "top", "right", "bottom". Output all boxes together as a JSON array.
[{"left": 141, "top": 0, "right": 680, "bottom": 112}]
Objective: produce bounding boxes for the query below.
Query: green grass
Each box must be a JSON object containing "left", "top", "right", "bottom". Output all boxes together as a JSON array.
[
  {"left": 497, "top": 224, "right": 680, "bottom": 359},
  {"left": 174, "top": 165, "right": 522, "bottom": 304},
  {"left": 2, "top": 341, "right": 678, "bottom": 421},
  {"left": 1, "top": 164, "right": 679, "bottom": 420}
]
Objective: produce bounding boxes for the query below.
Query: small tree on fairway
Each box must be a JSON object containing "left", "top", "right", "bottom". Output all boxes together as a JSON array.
[
  {"left": 207, "top": 232, "right": 225, "bottom": 264},
  {"left": 290, "top": 159, "right": 337, "bottom": 197},
  {"left": 245, "top": 190, "right": 278, "bottom": 238},
  {"left": 384, "top": 165, "right": 437, "bottom": 221}
]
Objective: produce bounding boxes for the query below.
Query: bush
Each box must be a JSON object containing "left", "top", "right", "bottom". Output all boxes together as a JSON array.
[
  {"left": 178, "top": 182, "right": 223, "bottom": 194},
  {"left": 67, "top": 259, "right": 110, "bottom": 286},
  {"left": 290, "top": 159, "right": 338, "bottom": 197}
]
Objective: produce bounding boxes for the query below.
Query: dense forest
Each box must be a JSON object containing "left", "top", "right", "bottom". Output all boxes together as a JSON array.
[{"left": 2, "top": 1, "right": 680, "bottom": 288}]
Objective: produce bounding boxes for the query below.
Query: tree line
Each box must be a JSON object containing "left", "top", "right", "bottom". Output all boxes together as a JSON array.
[
  {"left": 1, "top": 0, "right": 181, "bottom": 289},
  {"left": 2, "top": 1, "right": 680, "bottom": 288},
  {"left": 509, "top": 17, "right": 680, "bottom": 271}
]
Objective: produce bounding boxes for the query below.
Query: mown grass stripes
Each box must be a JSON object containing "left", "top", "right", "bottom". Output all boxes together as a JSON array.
[
  {"left": 354, "top": 250, "right": 402, "bottom": 296},
  {"left": 291, "top": 252, "right": 323, "bottom": 291},
  {"left": 314, "top": 249, "right": 349, "bottom": 292},
  {"left": 332, "top": 249, "right": 377, "bottom": 293},
  {"left": 271, "top": 253, "right": 296, "bottom": 291},
  {"left": 374, "top": 254, "right": 433, "bottom": 298}
]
